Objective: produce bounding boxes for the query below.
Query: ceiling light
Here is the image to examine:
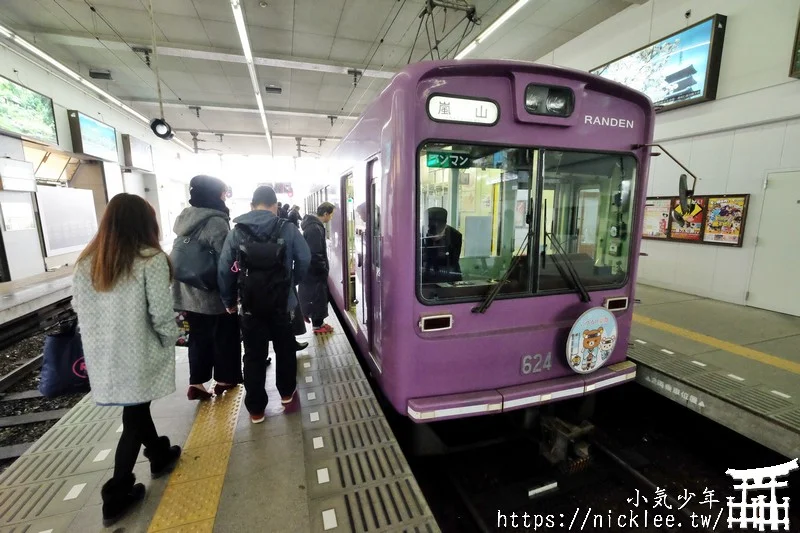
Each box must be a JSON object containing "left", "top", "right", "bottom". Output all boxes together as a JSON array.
[
  {"left": 230, "top": 0, "right": 272, "bottom": 154},
  {"left": 455, "top": 0, "right": 529, "bottom": 59},
  {"left": 0, "top": 21, "right": 188, "bottom": 152}
]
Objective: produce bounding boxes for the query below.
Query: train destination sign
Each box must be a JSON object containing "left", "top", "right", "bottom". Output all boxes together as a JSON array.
[
  {"left": 426, "top": 152, "right": 471, "bottom": 168},
  {"left": 428, "top": 95, "right": 498, "bottom": 125}
]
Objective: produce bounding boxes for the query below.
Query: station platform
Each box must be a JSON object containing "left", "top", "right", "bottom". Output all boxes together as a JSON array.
[
  {"left": 628, "top": 284, "right": 800, "bottom": 459},
  {"left": 0, "top": 308, "right": 440, "bottom": 532},
  {"left": 0, "top": 268, "right": 72, "bottom": 326}
]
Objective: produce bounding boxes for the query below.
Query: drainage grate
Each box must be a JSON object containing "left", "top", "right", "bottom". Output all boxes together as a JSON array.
[
  {"left": 302, "top": 398, "right": 382, "bottom": 429},
  {"left": 0, "top": 479, "right": 68, "bottom": 524},
  {"left": 771, "top": 408, "right": 800, "bottom": 431},
  {"left": 315, "top": 367, "right": 364, "bottom": 385},
  {"left": 57, "top": 399, "right": 120, "bottom": 425},
  {"left": 651, "top": 358, "right": 708, "bottom": 379},
  {"left": 683, "top": 372, "right": 747, "bottom": 397},
  {"left": 307, "top": 444, "right": 409, "bottom": 499},
  {"left": 306, "top": 381, "right": 373, "bottom": 404},
  {"left": 725, "top": 388, "right": 795, "bottom": 416},
  {"left": 0, "top": 446, "right": 95, "bottom": 487},
  {"left": 628, "top": 345, "right": 671, "bottom": 366},
  {"left": 305, "top": 418, "right": 396, "bottom": 458},
  {"left": 303, "top": 353, "right": 359, "bottom": 370},
  {"left": 310, "top": 478, "right": 434, "bottom": 532},
  {"left": 25, "top": 419, "right": 118, "bottom": 455}
]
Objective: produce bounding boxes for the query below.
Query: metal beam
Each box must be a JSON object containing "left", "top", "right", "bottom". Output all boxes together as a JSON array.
[
  {"left": 127, "top": 99, "right": 357, "bottom": 120},
  {"left": 21, "top": 29, "right": 395, "bottom": 79},
  {"left": 176, "top": 130, "right": 342, "bottom": 141}
]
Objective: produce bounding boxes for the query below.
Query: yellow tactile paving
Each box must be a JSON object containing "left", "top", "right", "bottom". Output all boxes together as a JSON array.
[
  {"left": 633, "top": 314, "right": 800, "bottom": 375},
  {"left": 168, "top": 442, "right": 234, "bottom": 485},
  {"left": 147, "top": 386, "right": 243, "bottom": 532},
  {"left": 153, "top": 519, "right": 215, "bottom": 533}
]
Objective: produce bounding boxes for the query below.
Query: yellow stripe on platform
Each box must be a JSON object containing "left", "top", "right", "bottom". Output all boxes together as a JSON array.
[
  {"left": 148, "top": 387, "right": 243, "bottom": 532},
  {"left": 633, "top": 314, "right": 800, "bottom": 375}
]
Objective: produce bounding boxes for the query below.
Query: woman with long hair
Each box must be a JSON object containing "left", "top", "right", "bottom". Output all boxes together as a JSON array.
[
  {"left": 172, "top": 175, "right": 242, "bottom": 399},
  {"left": 72, "top": 193, "right": 181, "bottom": 527}
]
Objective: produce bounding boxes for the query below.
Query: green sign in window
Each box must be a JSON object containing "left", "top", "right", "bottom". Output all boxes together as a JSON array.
[{"left": 426, "top": 152, "right": 471, "bottom": 168}]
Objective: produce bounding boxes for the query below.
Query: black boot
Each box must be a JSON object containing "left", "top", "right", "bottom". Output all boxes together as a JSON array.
[
  {"left": 143, "top": 436, "right": 181, "bottom": 478},
  {"left": 101, "top": 473, "right": 145, "bottom": 527}
]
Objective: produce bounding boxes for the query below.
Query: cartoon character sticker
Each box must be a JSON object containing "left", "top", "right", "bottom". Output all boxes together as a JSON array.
[{"left": 566, "top": 307, "right": 619, "bottom": 374}]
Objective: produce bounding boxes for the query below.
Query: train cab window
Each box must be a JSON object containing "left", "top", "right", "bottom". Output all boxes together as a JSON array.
[
  {"left": 418, "top": 143, "right": 534, "bottom": 303},
  {"left": 538, "top": 150, "right": 636, "bottom": 292}
]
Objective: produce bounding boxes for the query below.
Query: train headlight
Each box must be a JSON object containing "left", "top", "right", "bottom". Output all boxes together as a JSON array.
[{"left": 525, "top": 84, "right": 574, "bottom": 117}]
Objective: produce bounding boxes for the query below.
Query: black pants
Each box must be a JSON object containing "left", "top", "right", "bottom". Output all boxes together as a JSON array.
[
  {"left": 186, "top": 311, "right": 243, "bottom": 385},
  {"left": 114, "top": 402, "right": 158, "bottom": 480},
  {"left": 299, "top": 279, "right": 329, "bottom": 328},
  {"left": 241, "top": 311, "right": 296, "bottom": 414}
]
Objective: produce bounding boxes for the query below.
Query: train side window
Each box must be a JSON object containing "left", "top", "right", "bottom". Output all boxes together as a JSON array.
[{"left": 372, "top": 179, "right": 381, "bottom": 268}]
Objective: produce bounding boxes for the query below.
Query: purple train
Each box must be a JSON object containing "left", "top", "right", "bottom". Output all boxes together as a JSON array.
[{"left": 305, "top": 59, "right": 655, "bottom": 423}]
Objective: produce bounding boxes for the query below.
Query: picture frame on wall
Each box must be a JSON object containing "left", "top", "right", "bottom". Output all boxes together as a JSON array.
[
  {"left": 668, "top": 196, "right": 706, "bottom": 242},
  {"left": 791, "top": 11, "right": 800, "bottom": 78},
  {"left": 701, "top": 195, "right": 749, "bottom": 247},
  {"left": 641, "top": 197, "right": 674, "bottom": 239}
]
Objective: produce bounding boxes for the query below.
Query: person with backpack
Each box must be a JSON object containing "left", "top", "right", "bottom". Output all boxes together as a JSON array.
[
  {"left": 170, "top": 175, "right": 243, "bottom": 401},
  {"left": 217, "top": 186, "right": 311, "bottom": 423},
  {"left": 300, "top": 202, "right": 335, "bottom": 334},
  {"left": 71, "top": 194, "right": 181, "bottom": 527}
]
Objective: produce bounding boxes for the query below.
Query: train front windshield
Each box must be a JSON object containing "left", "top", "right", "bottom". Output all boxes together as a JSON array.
[{"left": 417, "top": 143, "right": 637, "bottom": 303}]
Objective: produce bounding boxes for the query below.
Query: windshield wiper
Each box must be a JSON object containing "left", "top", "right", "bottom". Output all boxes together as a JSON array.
[
  {"left": 472, "top": 205, "right": 534, "bottom": 314},
  {"left": 543, "top": 231, "right": 591, "bottom": 303}
]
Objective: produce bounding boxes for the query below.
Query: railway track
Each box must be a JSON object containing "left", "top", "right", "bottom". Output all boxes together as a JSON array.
[
  {"left": 396, "top": 383, "right": 798, "bottom": 533},
  {"left": 0, "top": 300, "right": 86, "bottom": 470}
]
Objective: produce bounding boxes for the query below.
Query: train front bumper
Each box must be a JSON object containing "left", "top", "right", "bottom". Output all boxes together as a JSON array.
[{"left": 406, "top": 361, "right": 637, "bottom": 422}]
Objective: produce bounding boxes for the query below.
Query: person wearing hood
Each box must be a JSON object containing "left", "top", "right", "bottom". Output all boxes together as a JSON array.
[
  {"left": 288, "top": 205, "right": 302, "bottom": 227},
  {"left": 172, "top": 175, "right": 242, "bottom": 401},
  {"left": 217, "top": 186, "right": 311, "bottom": 423},
  {"left": 299, "top": 202, "right": 335, "bottom": 334}
]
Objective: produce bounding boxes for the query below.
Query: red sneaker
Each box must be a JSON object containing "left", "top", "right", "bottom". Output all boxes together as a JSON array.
[{"left": 250, "top": 412, "right": 265, "bottom": 424}]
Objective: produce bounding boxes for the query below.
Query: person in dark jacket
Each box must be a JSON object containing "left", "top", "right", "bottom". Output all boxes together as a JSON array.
[
  {"left": 217, "top": 186, "right": 311, "bottom": 423},
  {"left": 172, "top": 175, "right": 242, "bottom": 401},
  {"left": 288, "top": 205, "right": 301, "bottom": 227},
  {"left": 422, "top": 207, "right": 463, "bottom": 283},
  {"left": 299, "top": 202, "right": 335, "bottom": 334}
]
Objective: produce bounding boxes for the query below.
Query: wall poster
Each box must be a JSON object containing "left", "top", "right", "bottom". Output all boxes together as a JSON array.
[
  {"left": 703, "top": 195, "right": 748, "bottom": 246},
  {"left": 668, "top": 197, "right": 705, "bottom": 241},
  {"left": 642, "top": 197, "right": 672, "bottom": 239}
]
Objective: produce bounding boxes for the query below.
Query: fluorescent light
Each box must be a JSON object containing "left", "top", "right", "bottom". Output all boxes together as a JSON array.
[
  {"left": 230, "top": 0, "right": 272, "bottom": 153},
  {"left": 455, "top": 42, "right": 477, "bottom": 60},
  {"left": 455, "top": 0, "right": 529, "bottom": 59},
  {"left": 0, "top": 21, "right": 190, "bottom": 153}
]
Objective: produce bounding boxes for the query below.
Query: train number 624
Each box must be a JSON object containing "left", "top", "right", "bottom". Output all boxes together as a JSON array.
[{"left": 521, "top": 353, "right": 552, "bottom": 375}]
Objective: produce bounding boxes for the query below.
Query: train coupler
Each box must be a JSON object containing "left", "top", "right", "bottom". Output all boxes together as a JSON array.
[{"left": 539, "top": 415, "right": 594, "bottom": 466}]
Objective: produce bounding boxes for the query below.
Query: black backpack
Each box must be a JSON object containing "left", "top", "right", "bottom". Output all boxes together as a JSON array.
[
  {"left": 170, "top": 219, "right": 217, "bottom": 291},
  {"left": 236, "top": 219, "right": 291, "bottom": 317}
]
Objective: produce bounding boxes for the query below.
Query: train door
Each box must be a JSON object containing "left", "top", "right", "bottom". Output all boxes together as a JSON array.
[
  {"left": 343, "top": 174, "right": 357, "bottom": 319},
  {"left": 368, "top": 160, "right": 382, "bottom": 361},
  {"left": 576, "top": 188, "right": 600, "bottom": 256},
  {"left": 353, "top": 172, "right": 368, "bottom": 329}
]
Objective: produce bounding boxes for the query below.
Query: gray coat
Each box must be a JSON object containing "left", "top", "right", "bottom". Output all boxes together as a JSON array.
[
  {"left": 72, "top": 250, "right": 179, "bottom": 406},
  {"left": 171, "top": 207, "right": 231, "bottom": 315}
]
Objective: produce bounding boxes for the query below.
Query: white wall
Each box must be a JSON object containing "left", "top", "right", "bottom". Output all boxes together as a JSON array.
[{"left": 534, "top": 0, "right": 800, "bottom": 307}]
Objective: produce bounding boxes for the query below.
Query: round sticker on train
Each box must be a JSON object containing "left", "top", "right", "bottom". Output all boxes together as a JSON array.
[{"left": 566, "top": 307, "right": 618, "bottom": 374}]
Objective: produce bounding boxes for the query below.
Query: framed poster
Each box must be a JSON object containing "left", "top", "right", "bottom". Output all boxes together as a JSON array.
[
  {"left": 702, "top": 195, "right": 749, "bottom": 246},
  {"left": 642, "top": 197, "right": 673, "bottom": 239},
  {"left": 791, "top": 13, "right": 800, "bottom": 78},
  {"left": 668, "top": 196, "right": 706, "bottom": 241}
]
